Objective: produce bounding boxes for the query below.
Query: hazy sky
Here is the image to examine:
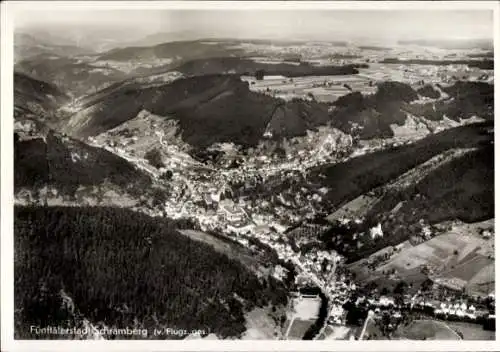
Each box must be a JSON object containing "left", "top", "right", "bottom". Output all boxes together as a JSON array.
[{"left": 16, "top": 9, "right": 494, "bottom": 44}]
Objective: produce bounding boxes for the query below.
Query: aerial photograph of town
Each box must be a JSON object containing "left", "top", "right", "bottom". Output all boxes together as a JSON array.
[{"left": 4, "top": 1, "right": 496, "bottom": 346}]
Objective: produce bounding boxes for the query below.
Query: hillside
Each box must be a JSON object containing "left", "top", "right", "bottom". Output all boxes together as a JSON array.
[
  {"left": 173, "top": 57, "right": 365, "bottom": 77},
  {"left": 397, "top": 38, "right": 493, "bottom": 50},
  {"left": 14, "top": 72, "right": 70, "bottom": 120},
  {"left": 15, "top": 55, "right": 127, "bottom": 97},
  {"left": 64, "top": 74, "right": 334, "bottom": 148},
  {"left": 15, "top": 33, "right": 95, "bottom": 61},
  {"left": 330, "top": 80, "right": 493, "bottom": 139},
  {"left": 308, "top": 122, "right": 493, "bottom": 262},
  {"left": 330, "top": 81, "right": 418, "bottom": 139},
  {"left": 14, "top": 205, "right": 288, "bottom": 339},
  {"left": 310, "top": 122, "right": 492, "bottom": 210},
  {"left": 349, "top": 220, "right": 495, "bottom": 297},
  {"left": 381, "top": 58, "right": 493, "bottom": 70},
  {"left": 14, "top": 122, "right": 161, "bottom": 208},
  {"left": 393, "top": 320, "right": 462, "bottom": 340},
  {"left": 405, "top": 81, "right": 494, "bottom": 122},
  {"left": 98, "top": 40, "right": 245, "bottom": 62}
]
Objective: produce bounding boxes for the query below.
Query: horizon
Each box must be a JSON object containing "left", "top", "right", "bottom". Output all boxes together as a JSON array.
[{"left": 15, "top": 9, "right": 494, "bottom": 47}]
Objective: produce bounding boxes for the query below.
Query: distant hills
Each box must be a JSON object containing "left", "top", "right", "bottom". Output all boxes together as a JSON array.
[
  {"left": 14, "top": 72, "right": 70, "bottom": 120},
  {"left": 63, "top": 74, "right": 330, "bottom": 147},
  {"left": 14, "top": 32, "right": 96, "bottom": 61},
  {"left": 15, "top": 56, "right": 127, "bottom": 97},
  {"left": 397, "top": 38, "right": 493, "bottom": 50},
  {"left": 60, "top": 70, "right": 493, "bottom": 152},
  {"left": 98, "top": 40, "right": 245, "bottom": 62},
  {"left": 381, "top": 58, "right": 494, "bottom": 70},
  {"left": 173, "top": 57, "right": 365, "bottom": 77}
]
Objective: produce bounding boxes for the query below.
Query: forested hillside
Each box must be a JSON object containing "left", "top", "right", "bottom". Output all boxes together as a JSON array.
[
  {"left": 15, "top": 131, "right": 152, "bottom": 198},
  {"left": 15, "top": 206, "right": 288, "bottom": 339},
  {"left": 310, "top": 122, "right": 492, "bottom": 210},
  {"left": 14, "top": 72, "right": 70, "bottom": 119}
]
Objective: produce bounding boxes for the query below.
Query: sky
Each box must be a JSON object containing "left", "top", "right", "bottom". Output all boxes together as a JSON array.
[{"left": 15, "top": 9, "right": 494, "bottom": 45}]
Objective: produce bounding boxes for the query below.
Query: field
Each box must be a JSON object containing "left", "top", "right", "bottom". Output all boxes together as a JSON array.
[
  {"left": 179, "top": 230, "right": 271, "bottom": 276},
  {"left": 348, "top": 220, "right": 494, "bottom": 294},
  {"left": 241, "top": 307, "right": 281, "bottom": 340},
  {"left": 363, "top": 317, "right": 385, "bottom": 340},
  {"left": 327, "top": 194, "right": 380, "bottom": 222},
  {"left": 284, "top": 295, "right": 322, "bottom": 339},
  {"left": 241, "top": 74, "right": 376, "bottom": 102},
  {"left": 286, "top": 319, "right": 316, "bottom": 340},
  {"left": 445, "top": 321, "right": 495, "bottom": 340},
  {"left": 317, "top": 325, "right": 359, "bottom": 340},
  {"left": 394, "top": 319, "right": 462, "bottom": 340}
]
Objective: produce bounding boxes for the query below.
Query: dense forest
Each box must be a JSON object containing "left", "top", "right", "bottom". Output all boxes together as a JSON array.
[
  {"left": 14, "top": 131, "right": 153, "bottom": 198},
  {"left": 406, "top": 81, "right": 494, "bottom": 122},
  {"left": 309, "top": 123, "right": 493, "bottom": 263},
  {"left": 15, "top": 206, "right": 288, "bottom": 339},
  {"left": 330, "top": 81, "right": 419, "bottom": 139},
  {"left": 173, "top": 57, "right": 366, "bottom": 77},
  {"left": 381, "top": 58, "right": 494, "bottom": 70},
  {"left": 14, "top": 72, "right": 70, "bottom": 119},
  {"left": 310, "top": 121, "right": 492, "bottom": 211}
]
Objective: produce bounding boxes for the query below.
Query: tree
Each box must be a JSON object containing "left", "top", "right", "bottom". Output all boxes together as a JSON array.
[
  {"left": 161, "top": 170, "right": 173, "bottom": 181},
  {"left": 393, "top": 281, "right": 408, "bottom": 295},
  {"left": 255, "top": 69, "right": 265, "bottom": 81},
  {"left": 421, "top": 278, "right": 433, "bottom": 292},
  {"left": 144, "top": 148, "right": 164, "bottom": 169}
]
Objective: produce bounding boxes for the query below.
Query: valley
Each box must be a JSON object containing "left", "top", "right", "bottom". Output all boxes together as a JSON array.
[{"left": 11, "top": 20, "right": 495, "bottom": 342}]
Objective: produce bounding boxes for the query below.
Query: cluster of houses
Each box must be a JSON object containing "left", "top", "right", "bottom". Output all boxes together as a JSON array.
[{"left": 352, "top": 293, "right": 493, "bottom": 323}]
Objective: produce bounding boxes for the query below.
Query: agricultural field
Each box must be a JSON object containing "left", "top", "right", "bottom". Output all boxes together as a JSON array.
[
  {"left": 327, "top": 194, "right": 380, "bottom": 222},
  {"left": 363, "top": 316, "right": 386, "bottom": 340},
  {"left": 241, "top": 74, "right": 376, "bottom": 103},
  {"left": 317, "top": 325, "right": 359, "bottom": 340},
  {"left": 286, "top": 319, "right": 316, "bottom": 340},
  {"left": 284, "top": 295, "right": 321, "bottom": 339},
  {"left": 241, "top": 307, "right": 282, "bottom": 340},
  {"left": 348, "top": 220, "right": 494, "bottom": 295},
  {"left": 357, "top": 63, "right": 493, "bottom": 87},
  {"left": 348, "top": 240, "right": 414, "bottom": 284},
  {"left": 394, "top": 319, "right": 462, "bottom": 340},
  {"left": 179, "top": 229, "right": 272, "bottom": 277},
  {"left": 445, "top": 321, "right": 495, "bottom": 340}
]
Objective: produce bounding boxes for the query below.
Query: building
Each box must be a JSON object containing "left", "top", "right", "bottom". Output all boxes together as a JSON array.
[{"left": 217, "top": 199, "right": 245, "bottom": 225}]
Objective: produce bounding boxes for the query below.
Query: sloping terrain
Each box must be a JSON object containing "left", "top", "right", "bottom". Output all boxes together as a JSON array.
[
  {"left": 98, "top": 40, "right": 245, "bottom": 62},
  {"left": 310, "top": 122, "right": 493, "bottom": 262},
  {"left": 394, "top": 320, "right": 461, "bottom": 340},
  {"left": 350, "top": 220, "right": 494, "bottom": 296},
  {"left": 14, "top": 205, "right": 288, "bottom": 339},
  {"left": 381, "top": 58, "right": 493, "bottom": 70},
  {"left": 14, "top": 122, "right": 157, "bottom": 207},
  {"left": 310, "top": 122, "right": 492, "bottom": 211},
  {"left": 173, "top": 56, "right": 365, "bottom": 77},
  {"left": 15, "top": 32, "right": 95, "bottom": 61},
  {"left": 330, "top": 81, "right": 418, "bottom": 138},
  {"left": 14, "top": 72, "right": 70, "bottom": 120},
  {"left": 64, "top": 74, "right": 334, "bottom": 148},
  {"left": 15, "top": 55, "right": 127, "bottom": 97},
  {"left": 330, "top": 81, "right": 493, "bottom": 139},
  {"left": 397, "top": 38, "right": 493, "bottom": 50},
  {"left": 405, "top": 81, "right": 494, "bottom": 122}
]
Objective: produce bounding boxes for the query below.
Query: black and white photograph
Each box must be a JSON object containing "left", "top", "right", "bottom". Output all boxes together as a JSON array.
[{"left": 1, "top": 1, "right": 497, "bottom": 349}]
